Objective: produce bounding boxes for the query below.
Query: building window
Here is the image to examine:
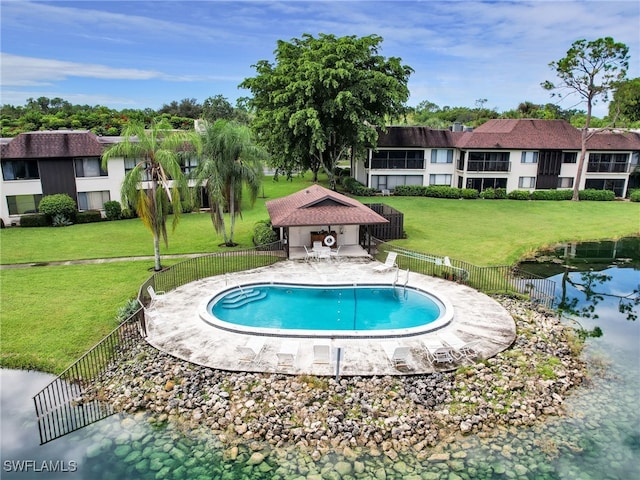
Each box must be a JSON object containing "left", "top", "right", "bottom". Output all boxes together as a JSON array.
[
  {"left": 371, "top": 175, "right": 423, "bottom": 190},
  {"left": 78, "top": 191, "right": 110, "bottom": 211},
  {"left": 371, "top": 150, "right": 424, "bottom": 169},
  {"left": 518, "top": 177, "right": 536, "bottom": 188},
  {"left": 74, "top": 157, "right": 107, "bottom": 177},
  {"left": 2, "top": 160, "right": 40, "bottom": 180},
  {"left": 181, "top": 156, "right": 199, "bottom": 174},
  {"left": 466, "top": 177, "right": 507, "bottom": 192},
  {"left": 429, "top": 174, "right": 452, "bottom": 185},
  {"left": 558, "top": 177, "right": 574, "bottom": 188},
  {"left": 520, "top": 151, "right": 538, "bottom": 163},
  {"left": 430, "top": 149, "right": 453, "bottom": 164},
  {"left": 562, "top": 152, "right": 578, "bottom": 163},
  {"left": 124, "top": 158, "right": 151, "bottom": 181},
  {"left": 7, "top": 194, "right": 42, "bottom": 215},
  {"left": 467, "top": 152, "right": 510, "bottom": 172},
  {"left": 584, "top": 179, "right": 625, "bottom": 197},
  {"left": 587, "top": 153, "right": 629, "bottom": 173}
]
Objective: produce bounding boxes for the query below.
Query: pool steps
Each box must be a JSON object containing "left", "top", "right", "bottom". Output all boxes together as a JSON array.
[{"left": 221, "top": 288, "right": 267, "bottom": 308}]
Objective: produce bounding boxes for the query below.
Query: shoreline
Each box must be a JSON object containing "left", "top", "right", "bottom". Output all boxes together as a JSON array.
[{"left": 87, "top": 295, "right": 586, "bottom": 459}]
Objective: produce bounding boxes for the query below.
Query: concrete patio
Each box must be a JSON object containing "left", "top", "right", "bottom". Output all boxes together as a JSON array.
[{"left": 144, "top": 259, "right": 516, "bottom": 376}]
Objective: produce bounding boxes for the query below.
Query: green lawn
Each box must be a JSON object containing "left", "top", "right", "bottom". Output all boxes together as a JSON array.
[{"left": 1, "top": 174, "right": 638, "bottom": 373}]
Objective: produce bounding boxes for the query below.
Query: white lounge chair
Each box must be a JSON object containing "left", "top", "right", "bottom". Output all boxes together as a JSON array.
[
  {"left": 313, "top": 344, "right": 331, "bottom": 364},
  {"left": 329, "top": 245, "right": 342, "bottom": 261},
  {"left": 237, "top": 337, "right": 265, "bottom": 363},
  {"left": 277, "top": 341, "right": 298, "bottom": 367},
  {"left": 382, "top": 342, "right": 410, "bottom": 369},
  {"left": 147, "top": 285, "right": 166, "bottom": 305},
  {"left": 373, "top": 251, "right": 398, "bottom": 272},
  {"left": 422, "top": 337, "right": 455, "bottom": 365},
  {"left": 438, "top": 331, "right": 479, "bottom": 359}
]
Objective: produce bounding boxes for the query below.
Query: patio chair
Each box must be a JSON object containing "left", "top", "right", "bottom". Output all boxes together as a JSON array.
[
  {"left": 313, "top": 344, "right": 331, "bottom": 364},
  {"left": 304, "top": 245, "right": 317, "bottom": 261},
  {"left": 382, "top": 342, "right": 410, "bottom": 369},
  {"left": 438, "top": 331, "right": 479, "bottom": 360},
  {"left": 237, "top": 337, "right": 265, "bottom": 363},
  {"left": 329, "top": 245, "right": 342, "bottom": 260},
  {"left": 422, "top": 337, "right": 455, "bottom": 365},
  {"left": 373, "top": 251, "right": 398, "bottom": 272},
  {"left": 147, "top": 285, "right": 166, "bottom": 305},
  {"left": 277, "top": 341, "right": 298, "bottom": 367}
]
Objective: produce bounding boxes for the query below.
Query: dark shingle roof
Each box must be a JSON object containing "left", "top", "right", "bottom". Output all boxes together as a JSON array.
[
  {"left": 376, "top": 126, "right": 456, "bottom": 148},
  {"left": 266, "top": 184, "right": 389, "bottom": 227},
  {"left": 0, "top": 131, "right": 105, "bottom": 159}
]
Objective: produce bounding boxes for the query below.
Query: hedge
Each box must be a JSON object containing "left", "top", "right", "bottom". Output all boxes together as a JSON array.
[
  {"left": 76, "top": 210, "right": 103, "bottom": 224},
  {"left": 630, "top": 189, "right": 640, "bottom": 202},
  {"left": 530, "top": 189, "right": 573, "bottom": 201},
  {"left": 19, "top": 214, "right": 49, "bottom": 227},
  {"left": 579, "top": 189, "right": 615, "bottom": 201}
]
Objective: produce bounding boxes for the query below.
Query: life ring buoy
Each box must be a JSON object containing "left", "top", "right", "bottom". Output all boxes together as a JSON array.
[{"left": 324, "top": 235, "right": 336, "bottom": 247}]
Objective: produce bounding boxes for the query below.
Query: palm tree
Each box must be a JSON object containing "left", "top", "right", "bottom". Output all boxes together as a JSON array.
[
  {"left": 194, "top": 120, "right": 267, "bottom": 246},
  {"left": 101, "top": 120, "right": 202, "bottom": 271}
]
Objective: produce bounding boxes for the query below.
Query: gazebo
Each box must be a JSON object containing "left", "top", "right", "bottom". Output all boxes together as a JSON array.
[{"left": 266, "top": 184, "right": 389, "bottom": 259}]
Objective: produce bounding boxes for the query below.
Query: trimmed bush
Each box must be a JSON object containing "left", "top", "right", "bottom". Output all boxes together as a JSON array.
[
  {"left": 530, "top": 189, "right": 573, "bottom": 201},
  {"left": 76, "top": 210, "right": 103, "bottom": 224},
  {"left": 424, "top": 186, "right": 462, "bottom": 199},
  {"left": 393, "top": 185, "right": 427, "bottom": 196},
  {"left": 508, "top": 190, "right": 531, "bottom": 200},
  {"left": 481, "top": 187, "right": 507, "bottom": 199},
  {"left": 253, "top": 220, "right": 277, "bottom": 246},
  {"left": 461, "top": 188, "right": 479, "bottom": 199},
  {"left": 579, "top": 189, "right": 615, "bottom": 201},
  {"left": 630, "top": 189, "right": 640, "bottom": 202},
  {"left": 38, "top": 194, "right": 77, "bottom": 223},
  {"left": 104, "top": 200, "right": 122, "bottom": 221},
  {"left": 342, "top": 177, "right": 377, "bottom": 196},
  {"left": 19, "top": 214, "right": 49, "bottom": 227}
]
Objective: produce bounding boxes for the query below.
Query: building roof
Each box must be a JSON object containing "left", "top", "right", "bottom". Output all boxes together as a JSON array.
[
  {"left": 0, "top": 130, "right": 106, "bottom": 159},
  {"left": 266, "top": 184, "right": 389, "bottom": 227},
  {"left": 376, "top": 120, "right": 640, "bottom": 152},
  {"left": 377, "top": 126, "right": 456, "bottom": 148},
  {"left": 454, "top": 119, "right": 582, "bottom": 150}
]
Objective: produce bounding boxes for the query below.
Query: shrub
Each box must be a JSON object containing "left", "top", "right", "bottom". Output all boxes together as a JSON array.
[
  {"left": 461, "top": 188, "right": 479, "bottom": 199},
  {"left": 253, "top": 220, "right": 278, "bottom": 246},
  {"left": 579, "top": 189, "right": 615, "bottom": 201},
  {"left": 393, "top": 185, "right": 427, "bottom": 196},
  {"left": 76, "top": 210, "right": 103, "bottom": 224},
  {"left": 38, "top": 194, "right": 77, "bottom": 223},
  {"left": 425, "top": 186, "right": 462, "bottom": 198},
  {"left": 508, "top": 190, "right": 531, "bottom": 200},
  {"left": 104, "top": 200, "right": 122, "bottom": 220},
  {"left": 19, "top": 214, "right": 49, "bottom": 227},
  {"left": 530, "top": 189, "right": 573, "bottom": 201},
  {"left": 342, "top": 177, "right": 377, "bottom": 196},
  {"left": 630, "top": 189, "right": 640, "bottom": 202},
  {"left": 481, "top": 187, "right": 507, "bottom": 199}
]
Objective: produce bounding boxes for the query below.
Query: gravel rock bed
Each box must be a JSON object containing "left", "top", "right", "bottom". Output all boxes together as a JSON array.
[{"left": 89, "top": 295, "right": 585, "bottom": 456}]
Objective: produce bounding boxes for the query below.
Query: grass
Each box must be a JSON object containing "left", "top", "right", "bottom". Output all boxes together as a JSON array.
[{"left": 0, "top": 173, "right": 638, "bottom": 373}]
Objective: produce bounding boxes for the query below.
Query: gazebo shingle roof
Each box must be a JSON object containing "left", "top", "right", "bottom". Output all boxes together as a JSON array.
[{"left": 266, "top": 184, "right": 389, "bottom": 227}]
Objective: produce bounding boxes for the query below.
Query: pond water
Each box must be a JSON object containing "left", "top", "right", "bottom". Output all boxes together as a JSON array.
[{"left": 1, "top": 238, "right": 638, "bottom": 479}]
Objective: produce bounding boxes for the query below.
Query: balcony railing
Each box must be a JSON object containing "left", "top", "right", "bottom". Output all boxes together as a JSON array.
[{"left": 466, "top": 160, "right": 511, "bottom": 172}]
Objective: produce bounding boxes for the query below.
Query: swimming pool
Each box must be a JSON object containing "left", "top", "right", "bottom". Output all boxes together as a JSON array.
[{"left": 199, "top": 282, "right": 453, "bottom": 338}]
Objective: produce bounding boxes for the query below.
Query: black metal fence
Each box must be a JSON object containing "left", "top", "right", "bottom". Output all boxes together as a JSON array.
[
  {"left": 33, "top": 241, "right": 286, "bottom": 444},
  {"left": 33, "top": 312, "right": 143, "bottom": 444},
  {"left": 375, "top": 242, "right": 556, "bottom": 307}
]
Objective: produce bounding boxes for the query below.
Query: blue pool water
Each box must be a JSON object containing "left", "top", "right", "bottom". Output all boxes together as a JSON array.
[{"left": 207, "top": 284, "right": 445, "bottom": 333}]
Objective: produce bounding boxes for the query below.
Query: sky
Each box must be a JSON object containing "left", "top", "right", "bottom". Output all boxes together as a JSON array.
[{"left": 1, "top": 0, "right": 639, "bottom": 117}]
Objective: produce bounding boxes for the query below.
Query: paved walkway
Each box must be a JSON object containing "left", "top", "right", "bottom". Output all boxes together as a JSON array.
[
  {"left": 145, "top": 259, "right": 516, "bottom": 376},
  {"left": 0, "top": 254, "right": 205, "bottom": 269}
]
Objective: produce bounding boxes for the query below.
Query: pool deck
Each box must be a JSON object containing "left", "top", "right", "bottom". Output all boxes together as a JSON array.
[{"left": 144, "top": 258, "right": 516, "bottom": 376}]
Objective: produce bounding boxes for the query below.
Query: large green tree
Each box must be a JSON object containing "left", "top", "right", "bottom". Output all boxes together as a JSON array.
[
  {"left": 194, "top": 120, "right": 267, "bottom": 246},
  {"left": 240, "top": 33, "right": 413, "bottom": 188},
  {"left": 609, "top": 77, "right": 640, "bottom": 124},
  {"left": 542, "top": 37, "right": 629, "bottom": 201},
  {"left": 101, "top": 121, "right": 202, "bottom": 270}
]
